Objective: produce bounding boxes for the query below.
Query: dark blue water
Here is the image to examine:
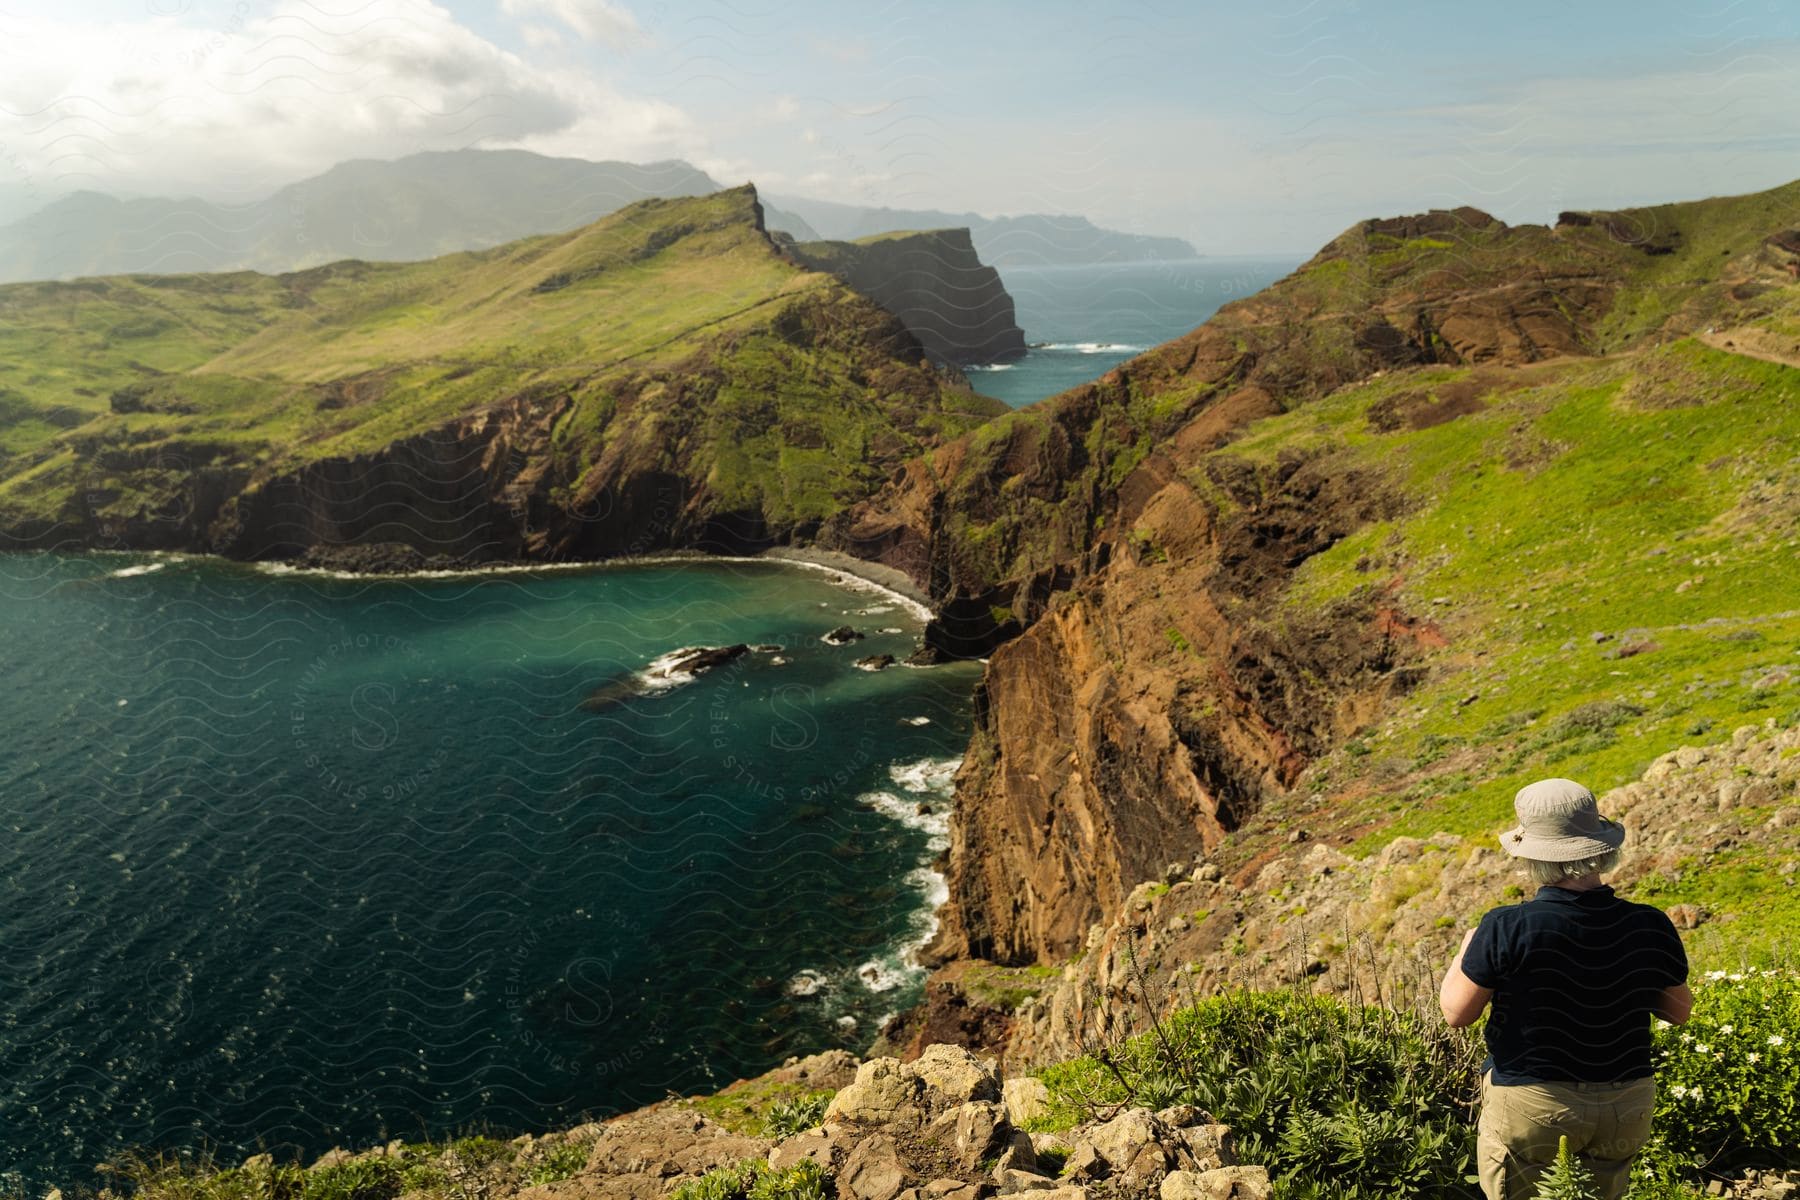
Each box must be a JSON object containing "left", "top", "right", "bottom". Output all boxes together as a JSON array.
[
  {"left": 971, "top": 258, "right": 1302, "bottom": 408},
  {"left": 0, "top": 552, "right": 978, "bottom": 1190}
]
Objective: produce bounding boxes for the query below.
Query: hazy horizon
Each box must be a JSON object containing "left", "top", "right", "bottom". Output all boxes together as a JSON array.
[{"left": 1, "top": 0, "right": 1796, "bottom": 255}]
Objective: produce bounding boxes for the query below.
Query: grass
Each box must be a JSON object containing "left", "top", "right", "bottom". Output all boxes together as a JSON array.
[
  {"left": 681, "top": 1076, "right": 838, "bottom": 1138},
  {"left": 77, "top": 1127, "right": 600, "bottom": 1200},
  {"left": 1185, "top": 332, "right": 1800, "bottom": 957},
  {"left": 0, "top": 187, "right": 1005, "bottom": 533}
]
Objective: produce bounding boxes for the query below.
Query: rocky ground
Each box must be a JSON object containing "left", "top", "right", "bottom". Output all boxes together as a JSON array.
[
  {"left": 1001, "top": 717, "right": 1800, "bottom": 1068},
  {"left": 292, "top": 1047, "right": 1274, "bottom": 1200}
]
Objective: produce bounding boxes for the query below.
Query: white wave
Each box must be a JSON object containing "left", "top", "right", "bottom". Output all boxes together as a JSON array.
[
  {"left": 109, "top": 562, "right": 166, "bottom": 578},
  {"left": 860, "top": 789, "right": 950, "bottom": 847},
  {"left": 902, "top": 716, "right": 931, "bottom": 726},
  {"left": 634, "top": 646, "right": 736, "bottom": 693},
  {"left": 856, "top": 605, "right": 894, "bottom": 615},
  {"left": 1038, "top": 341, "right": 1147, "bottom": 354},
  {"left": 747, "top": 554, "right": 933, "bottom": 623},
  {"left": 245, "top": 552, "right": 935, "bottom": 626},
  {"left": 853, "top": 865, "right": 953, "bottom": 997},
  {"left": 965, "top": 363, "right": 1016, "bottom": 372},
  {"left": 788, "top": 970, "right": 828, "bottom": 998},
  {"left": 888, "top": 756, "right": 960, "bottom": 796},
  {"left": 857, "top": 959, "right": 909, "bottom": 993}
]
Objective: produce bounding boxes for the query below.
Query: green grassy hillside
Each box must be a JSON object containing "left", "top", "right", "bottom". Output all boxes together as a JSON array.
[
  {"left": 1221, "top": 339, "right": 1800, "bottom": 942},
  {"left": 0, "top": 187, "right": 1003, "bottom": 554}
]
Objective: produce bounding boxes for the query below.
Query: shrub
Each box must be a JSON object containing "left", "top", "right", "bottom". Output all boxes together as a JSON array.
[
  {"left": 301, "top": 1160, "right": 400, "bottom": 1200},
  {"left": 1650, "top": 968, "right": 1800, "bottom": 1168},
  {"left": 1037, "top": 988, "right": 1483, "bottom": 1199},
  {"left": 1547, "top": 700, "right": 1644, "bottom": 740},
  {"left": 670, "top": 1159, "right": 827, "bottom": 1200}
]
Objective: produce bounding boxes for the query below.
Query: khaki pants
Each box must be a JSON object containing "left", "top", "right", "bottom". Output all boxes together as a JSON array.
[{"left": 1476, "top": 1072, "right": 1657, "bottom": 1200}]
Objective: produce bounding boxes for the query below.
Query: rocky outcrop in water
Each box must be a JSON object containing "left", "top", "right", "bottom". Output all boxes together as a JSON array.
[{"left": 788, "top": 230, "right": 1027, "bottom": 367}]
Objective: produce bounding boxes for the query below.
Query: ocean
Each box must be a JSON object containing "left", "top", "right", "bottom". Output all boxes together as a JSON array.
[
  {"left": 0, "top": 552, "right": 978, "bottom": 1190},
  {"left": 968, "top": 258, "right": 1303, "bottom": 408}
]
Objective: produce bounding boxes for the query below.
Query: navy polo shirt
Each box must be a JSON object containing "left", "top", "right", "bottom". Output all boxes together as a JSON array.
[{"left": 1462, "top": 884, "right": 1687, "bottom": 1085}]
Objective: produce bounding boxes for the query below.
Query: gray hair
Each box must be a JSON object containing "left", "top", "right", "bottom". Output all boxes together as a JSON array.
[{"left": 1525, "top": 849, "right": 1622, "bottom": 886}]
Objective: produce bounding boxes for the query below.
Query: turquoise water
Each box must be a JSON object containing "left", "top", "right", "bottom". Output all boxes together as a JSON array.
[
  {"left": 0, "top": 552, "right": 979, "bottom": 1189},
  {"left": 970, "top": 258, "right": 1302, "bottom": 408}
]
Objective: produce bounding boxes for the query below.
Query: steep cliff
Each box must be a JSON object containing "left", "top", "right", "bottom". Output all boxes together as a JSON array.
[
  {"left": 821, "top": 179, "right": 1800, "bottom": 965},
  {"left": 0, "top": 187, "right": 1005, "bottom": 561},
  {"left": 788, "top": 229, "right": 1027, "bottom": 366}
]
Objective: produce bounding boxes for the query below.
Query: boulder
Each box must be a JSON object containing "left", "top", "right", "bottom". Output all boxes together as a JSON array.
[
  {"left": 992, "top": 1132, "right": 1038, "bottom": 1177},
  {"left": 1003, "top": 1077, "right": 1052, "bottom": 1126},
  {"left": 1161, "top": 1166, "right": 1271, "bottom": 1200},
  {"left": 911, "top": 1044, "right": 1002, "bottom": 1107},
  {"left": 824, "top": 625, "right": 866, "bottom": 644},
  {"left": 919, "top": 1181, "right": 985, "bottom": 1200},
  {"left": 772, "top": 1049, "right": 861, "bottom": 1090},
  {"left": 827, "top": 1057, "right": 926, "bottom": 1126},
  {"left": 928, "top": 1100, "right": 1010, "bottom": 1171},
  {"left": 996, "top": 1169, "right": 1060, "bottom": 1193},
  {"left": 1084, "top": 1107, "right": 1170, "bottom": 1175},
  {"left": 768, "top": 1129, "right": 839, "bottom": 1172},
  {"left": 581, "top": 1107, "right": 770, "bottom": 1185},
  {"left": 840, "top": 1134, "right": 910, "bottom": 1200},
  {"left": 1173, "top": 1125, "right": 1233, "bottom": 1172},
  {"left": 1063, "top": 1143, "right": 1107, "bottom": 1184},
  {"left": 856, "top": 654, "right": 896, "bottom": 671}
]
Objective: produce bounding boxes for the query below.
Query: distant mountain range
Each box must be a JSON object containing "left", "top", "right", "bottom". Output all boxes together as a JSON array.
[
  {"left": 0, "top": 150, "right": 1199, "bottom": 284},
  {"left": 766, "top": 194, "right": 1199, "bottom": 267}
]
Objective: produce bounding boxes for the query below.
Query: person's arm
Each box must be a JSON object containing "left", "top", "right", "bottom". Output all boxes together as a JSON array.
[
  {"left": 1655, "top": 981, "right": 1694, "bottom": 1025},
  {"left": 1439, "top": 927, "right": 1495, "bottom": 1028}
]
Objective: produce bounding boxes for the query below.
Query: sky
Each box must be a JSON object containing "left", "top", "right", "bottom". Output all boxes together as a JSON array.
[{"left": 0, "top": 0, "right": 1796, "bottom": 254}]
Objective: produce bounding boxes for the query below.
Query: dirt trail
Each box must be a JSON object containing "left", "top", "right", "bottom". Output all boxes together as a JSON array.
[{"left": 1698, "top": 326, "right": 1800, "bottom": 369}]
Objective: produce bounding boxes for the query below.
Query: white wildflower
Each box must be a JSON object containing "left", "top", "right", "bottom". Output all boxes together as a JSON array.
[
  {"left": 1771, "top": 1034, "right": 1786, "bottom": 1047},
  {"left": 1721, "top": 1024, "right": 1734, "bottom": 1034},
  {"left": 1749, "top": 1052, "right": 1760, "bottom": 1065}
]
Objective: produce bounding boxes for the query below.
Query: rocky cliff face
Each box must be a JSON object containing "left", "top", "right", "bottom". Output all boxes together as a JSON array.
[
  {"left": 822, "top": 182, "right": 1800, "bottom": 966},
  {"left": 788, "top": 230, "right": 1027, "bottom": 367}
]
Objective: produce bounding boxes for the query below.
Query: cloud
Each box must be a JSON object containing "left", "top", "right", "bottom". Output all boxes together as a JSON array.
[
  {"left": 0, "top": 0, "right": 694, "bottom": 205},
  {"left": 498, "top": 0, "right": 641, "bottom": 48}
]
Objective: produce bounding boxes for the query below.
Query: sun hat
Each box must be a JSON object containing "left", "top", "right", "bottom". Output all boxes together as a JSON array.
[{"left": 1499, "top": 778, "right": 1626, "bottom": 861}]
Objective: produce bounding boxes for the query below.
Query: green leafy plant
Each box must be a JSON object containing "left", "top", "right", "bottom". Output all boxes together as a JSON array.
[
  {"left": 670, "top": 1159, "right": 827, "bottom": 1200},
  {"left": 523, "top": 1139, "right": 592, "bottom": 1185},
  {"left": 763, "top": 1093, "right": 831, "bottom": 1138},
  {"left": 300, "top": 1159, "right": 400, "bottom": 1200},
  {"left": 1038, "top": 984, "right": 1483, "bottom": 1199},
  {"left": 1534, "top": 1136, "right": 1601, "bottom": 1200},
  {"left": 1650, "top": 968, "right": 1800, "bottom": 1168}
]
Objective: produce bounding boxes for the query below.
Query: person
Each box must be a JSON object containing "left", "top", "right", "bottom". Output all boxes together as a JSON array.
[{"left": 1438, "top": 777, "right": 1692, "bottom": 1200}]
